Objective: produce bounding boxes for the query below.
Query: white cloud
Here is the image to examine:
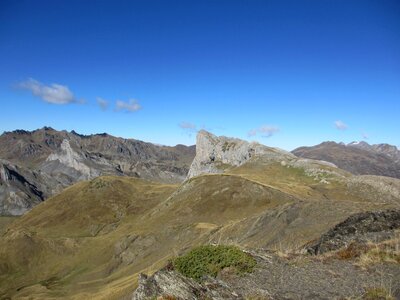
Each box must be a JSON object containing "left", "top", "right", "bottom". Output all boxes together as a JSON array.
[
  {"left": 248, "top": 125, "right": 279, "bottom": 138},
  {"left": 96, "top": 97, "right": 109, "bottom": 111},
  {"left": 115, "top": 99, "right": 142, "bottom": 112},
  {"left": 259, "top": 125, "right": 279, "bottom": 137},
  {"left": 334, "top": 120, "right": 348, "bottom": 131},
  {"left": 18, "top": 78, "right": 79, "bottom": 104}
]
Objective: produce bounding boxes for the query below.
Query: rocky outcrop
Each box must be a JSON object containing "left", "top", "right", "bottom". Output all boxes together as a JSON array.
[
  {"left": 306, "top": 209, "right": 400, "bottom": 254},
  {"left": 0, "top": 127, "right": 195, "bottom": 215},
  {"left": 45, "top": 139, "right": 98, "bottom": 179},
  {"left": 187, "top": 130, "right": 295, "bottom": 178},
  {"left": 132, "top": 269, "right": 241, "bottom": 300},
  {"left": 0, "top": 160, "right": 45, "bottom": 215},
  {"left": 187, "top": 131, "right": 345, "bottom": 182}
]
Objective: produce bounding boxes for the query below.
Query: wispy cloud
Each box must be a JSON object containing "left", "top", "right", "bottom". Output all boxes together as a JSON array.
[
  {"left": 247, "top": 129, "right": 257, "bottom": 137},
  {"left": 248, "top": 125, "right": 279, "bottom": 138},
  {"left": 17, "top": 78, "right": 80, "bottom": 104},
  {"left": 179, "top": 121, "right": 196, "bottom": 129},
  {"left": 334, "top": 120, "right": 348, "bottom": 131},
  {"left": 362, "top": 132, "right": 369, "bottom": 139},
  {"left": 179, "top": 121, "right": 198, "bottom": 137},
  {"left": 115, "top": 99, "right": 142, "bottom": 112},
  {"left": 96, "top": 97, "right": 109, "bottom": 111}
]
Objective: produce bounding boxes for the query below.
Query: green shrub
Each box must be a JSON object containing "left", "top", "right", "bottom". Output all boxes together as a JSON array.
[{"left": 173, "top": 245, "right": 256, "bottom": 281}]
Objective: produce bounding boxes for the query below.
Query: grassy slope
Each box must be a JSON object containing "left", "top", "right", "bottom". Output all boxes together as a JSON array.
[
  {"left": 0, "top": 216, "right": 18, "bottom": 234},
  {"left": 0, "top": 176, "right": 178, "bottom": 299},
  {"left": 0, "top": 161, "right": 399, "bottom": 299}
]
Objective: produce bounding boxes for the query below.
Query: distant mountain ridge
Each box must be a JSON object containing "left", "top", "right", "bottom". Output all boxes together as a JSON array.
[
  {"left": 0, "top": 127, "right": 195, "bottom": 215},
  {"left": 347, "top": 140, "right": 400, "bottom": 162},
  {"left": 292, "top": 141, "right": 400, "bottom": 179}
]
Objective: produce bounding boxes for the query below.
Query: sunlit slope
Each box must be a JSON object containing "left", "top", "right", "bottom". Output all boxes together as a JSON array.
[
  {"left": 1, "top": 173, "right": 300, "bottom": 299},
  {"left": 8, "top": 176, "right": 176, "bottom": 237},
  {"left": 0, "top": 176, "right": 178, "bottom": 300},
  {"left": 1, "top": 161, "right": 399, "bottom": 299}
]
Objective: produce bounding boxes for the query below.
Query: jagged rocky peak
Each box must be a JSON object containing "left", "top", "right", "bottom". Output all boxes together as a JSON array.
[
  {"left": 347, "top": 141, "right": 400, "bottom": 160},
  {"left": 187, "top": 130, "right": 295, "bottom": 178}
]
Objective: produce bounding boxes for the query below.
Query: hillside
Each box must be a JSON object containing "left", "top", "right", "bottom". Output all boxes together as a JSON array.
[
  {"left": 0, "top": 131, "right": 399, "bottom": 299},
  {"left": 0, "top": 127, "right": 195, "bottom": 215},
  {"left": 293, "top": 141, "right": 400, "bottom": 179}
]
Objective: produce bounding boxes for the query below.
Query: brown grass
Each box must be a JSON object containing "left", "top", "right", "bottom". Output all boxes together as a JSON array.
[
  {"left": 363, "top": 287, "right": 395, "bottom": 300},
  {"left": 358, "top": 242, "right": 400, "bottom": 268},
  {"left": 336, "top": 242, "right": 369, "bottom": 260}
]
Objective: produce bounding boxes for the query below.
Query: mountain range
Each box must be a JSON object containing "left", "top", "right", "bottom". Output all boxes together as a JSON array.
[
  {"left": 292, "top": 141, "right": 400, "bottom": 179},
  {"left": 1, "top": 128, "right": 400, "bottom": 216},
  {"left": 0, "top": 127, "right": 195, "bottom": 215},
  {"left": 0, "top": 130, "right": 399, "bottom": 299}
]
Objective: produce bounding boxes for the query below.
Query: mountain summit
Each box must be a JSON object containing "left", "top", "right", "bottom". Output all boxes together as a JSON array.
[{"left": 187, "top": 130, "right": 295, "bottom": 178}]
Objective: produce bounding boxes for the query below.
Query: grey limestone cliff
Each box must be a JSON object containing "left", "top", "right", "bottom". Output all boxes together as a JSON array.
[{"left": 187, "top": 130, "right": 296, "bottom": 178}]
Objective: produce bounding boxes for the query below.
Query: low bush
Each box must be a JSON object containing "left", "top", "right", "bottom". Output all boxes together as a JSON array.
[{"left": 173, "top": 245, "right": 256, "bottom": 281}]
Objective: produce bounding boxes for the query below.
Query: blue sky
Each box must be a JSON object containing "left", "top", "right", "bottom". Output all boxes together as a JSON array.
[{"left": 1, "top": 0, "right": 399, "bottom": 150}]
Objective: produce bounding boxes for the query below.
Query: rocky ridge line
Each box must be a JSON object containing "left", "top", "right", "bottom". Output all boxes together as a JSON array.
[{"left": 0, "top": 127, "right": 196, "bottom": 215}]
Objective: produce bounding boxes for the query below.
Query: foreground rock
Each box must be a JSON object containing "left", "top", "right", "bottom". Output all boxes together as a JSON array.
[
  {"left": 132, "top": 270, "right": 241, "bottom": 300},
  {"left": 133, "top": 208, "right": 400, "bottom": 300},
  {"left": 132, "top": 249, "right": 400, "bottom": 299}
]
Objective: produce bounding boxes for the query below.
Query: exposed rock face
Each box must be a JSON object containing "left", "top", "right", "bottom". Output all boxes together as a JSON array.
[
  {"left": 132, "top": 270, "right": 241, "bottom": 300},
  {"left": 187, "top": 130, "right": 295, "bottom": 178},
  {"left": 46, "top": 139, "right": 98, "bottom": 178},
  {"left": 0, "top": 127, "right": 195, "bottom": 215},
  {"left": 187, "top": 131, "right": 346, "bottom": 183},
  {"left": 0, "top": 160, "right": 45, "bottom": 215},
  {"left": 293, "top": 141, "right": 400, "bottom": 179},
  {"left": 306, "top": 209, "right": 400, "bottom": 254}
]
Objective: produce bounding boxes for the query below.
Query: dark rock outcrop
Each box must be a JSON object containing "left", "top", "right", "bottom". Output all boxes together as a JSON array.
[{"left": 306, "top": 209, "right": 400, "bottom": 254}]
